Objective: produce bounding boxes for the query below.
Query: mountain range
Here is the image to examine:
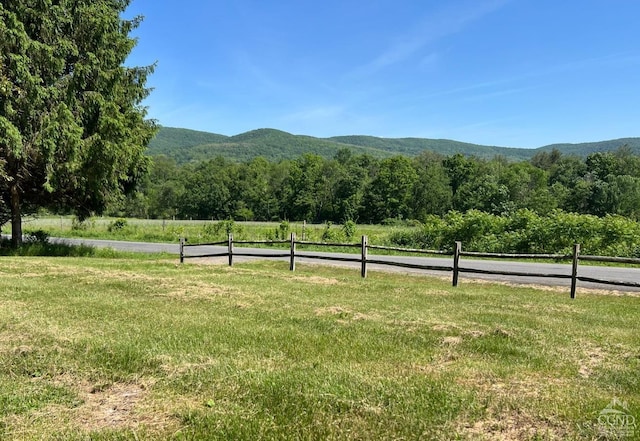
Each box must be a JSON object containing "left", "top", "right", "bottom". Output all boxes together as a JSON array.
[{"left": 148, "top": 126, "right": 640, "bottom": 164}]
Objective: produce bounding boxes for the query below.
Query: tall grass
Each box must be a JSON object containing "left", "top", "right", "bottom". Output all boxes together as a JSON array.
[{"left": 16, "top": 216, "right": 416, "bottom": 246}]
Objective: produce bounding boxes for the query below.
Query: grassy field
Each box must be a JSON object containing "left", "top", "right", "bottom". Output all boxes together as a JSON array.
[
  {"left": 15, "top": 216, "right": 415, "bottom": 246},
  {"left": 0, "top": 255, "right": 639, "bottom": 440}
]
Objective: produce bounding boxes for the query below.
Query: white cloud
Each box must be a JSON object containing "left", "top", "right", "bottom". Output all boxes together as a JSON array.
[{"left": 352, "top": 0, "right": 511, "bottom": 77}]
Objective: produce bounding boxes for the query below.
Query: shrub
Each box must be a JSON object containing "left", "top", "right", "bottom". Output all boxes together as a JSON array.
[
  {"left": 321, "top": 222, "right": 342, "bottom": 242},
  {"left": 71, "top": 217, "right": 94, "bottom": 231},
  {"left": 342, "top": 220, "right": 357, "bottom": 240},
  {"left": 107, "top": 218, "right": 128, "bottom": 232},
  {"left": 386, "top": 209, "right": 640, "bottom": 257},
  {"left": 277, "top": 221, "right": 290, "bottom": 240},
  {"left": 202, "top": 220, "right": 243, "bottom": 240},
  {"left": 25, "top": 230, "right": 50, "bottom": 244}
]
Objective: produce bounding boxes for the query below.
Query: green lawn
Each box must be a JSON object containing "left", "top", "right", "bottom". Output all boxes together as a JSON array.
[{"left": 0, "top": 256, "right": 638, "bottom": 440}]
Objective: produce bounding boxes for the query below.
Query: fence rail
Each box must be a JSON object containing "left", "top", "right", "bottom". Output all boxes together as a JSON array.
[{"left": 180, "top": 235, "right": 639, "bottom": 298}]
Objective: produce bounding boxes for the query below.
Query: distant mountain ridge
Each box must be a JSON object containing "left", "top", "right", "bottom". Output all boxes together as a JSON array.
[{"left": 147, "top": 126, "right": 640, "bottom": 164}]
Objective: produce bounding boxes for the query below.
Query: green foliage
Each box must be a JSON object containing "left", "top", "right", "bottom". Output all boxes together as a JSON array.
[
  {"left": 107, "top": 218, "right": 128, "bottom": 232},
  {"left": 201, "top": 220, "right": 241, "bottom": 240},
  {"left": 389, "top": 209, "right": 640, "bottom": 256},
  {"left": 127, "top": 145, "right": 640, "bottom": 230},
  {"left": 321, "top": 222, "right": 342, "bottom": 242},
  {"left": 342, "top": 220, "right": 357, "bottom": 240},
  {"left": 362, "top": 156, "right": 418, "bottom": 223},
  {"left": 71, "top": 217, "right": 94, "bottom": 231},
  {"left": 0, "top": 235, "right": 98, "bottom": 257},
  {"left": 0, "top": 1, "right": 156, "bottom": 246},
  {"left": 277, "top": 221, "right": 290, "bottom": 240},
  {"left": 24, "top": 230, "right": 50, "bottom": 245}
]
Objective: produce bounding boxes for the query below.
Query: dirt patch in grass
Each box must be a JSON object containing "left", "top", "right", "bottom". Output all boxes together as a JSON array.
[
  {"left": 459, "top": 374, "right": 569, "bottom": 399},
  {"left": 3, "top": 377, "right": 179, "bottom": 437},
  {"left": 431, "top": 322, "right": 461, "bottom": 332},
  {"left": 519, "top": 302, "right": 580, "bottom": 314},
  {"left": 71, "top": 380, "right": 179, "bottom": 433},
  {"left": 461, "top": 409, "right": 569, "bottom": 440},
  {"left": 456, "top": 374, "right": 574, "bottom": 439},
  {"left": 0, "top": 299, "right": 29, "bottom": 311},
  {"left": 75, "top": 381, "right": 149, "bottom": 430}
]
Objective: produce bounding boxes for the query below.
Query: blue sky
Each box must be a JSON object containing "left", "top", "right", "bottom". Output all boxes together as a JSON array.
[{"left": 125, "top": 0, "right": 640, "bottom": 148}]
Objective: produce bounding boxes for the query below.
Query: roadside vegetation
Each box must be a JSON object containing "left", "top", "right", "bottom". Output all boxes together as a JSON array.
[
  {"left": 0, "top": 257, "right": 638, "bottom": 439},
  {"left": 0, "top": 232, "right": 170, "bottom": 260},
  {"left": 16, "top": 211, "right": 640, "bottom": 258},
  {"left": 17, "top": 217, "right": 398, "bottom": 247}
]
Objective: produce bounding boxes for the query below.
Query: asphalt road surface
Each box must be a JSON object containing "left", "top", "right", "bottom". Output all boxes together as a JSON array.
[{"left": 52, "top": 237, "right": 640, "bottom": 294}]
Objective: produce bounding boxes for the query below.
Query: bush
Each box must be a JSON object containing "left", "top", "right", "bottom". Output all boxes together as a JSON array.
[
  {"left": 321, "top": 222, "right": 342, "bottom": 242},
  {"left": 71, "top": 217, "right": 94, "bottom": 231},
  {"left": 386, "top": 209, "right": 640, "bottom": 257},
  {"left": 202, "top": 220, "right": 243, "bottom": 240},
  {"left": 25, "top": 230, "right": 50, "bottom": 244},
  {"left": 107, "top": 218, "right": 128, "bottom": 232},
  {"left": 277, "top": 221, "right": 290, "bottom": 240},
  {"left": 342, "top": 220, "right": 357, "bottom": 240}
]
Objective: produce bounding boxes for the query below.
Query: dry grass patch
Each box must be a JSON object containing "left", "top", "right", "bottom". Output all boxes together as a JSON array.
[
  {"left": 314, "top": 306, "right": 381, "bottom": 323},
  {"left": 315, "top": 306, "right": 351, "bottom": 316},
  {"left": 289, "top": 275, "right": 341, "bottom": 285},
  {"left": 462, "top": 410, "right": 569, "bottom": 441},
  {"left": 74, "top": 381, "right": 149, "bottom": 430},
  {"left": 2, "top": 377, "right": 179, "bottom": 438},
  {"left": 577, "top": 344, "right": 607, "bottom": 379},
  {"left": 158, "top": 282, "right": 236, "bottom": 301},
  {"left": 455, "top": 373, "right": 576, "bottom": 440}
]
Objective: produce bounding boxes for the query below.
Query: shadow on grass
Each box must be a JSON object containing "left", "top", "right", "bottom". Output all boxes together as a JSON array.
[{"left": 0, "top": 230, "right": 98, "bottom": 257}]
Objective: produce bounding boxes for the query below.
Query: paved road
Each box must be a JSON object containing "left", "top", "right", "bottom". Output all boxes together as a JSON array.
[{"left": 52, "top": 237, "right": 640, "bottom": 293}]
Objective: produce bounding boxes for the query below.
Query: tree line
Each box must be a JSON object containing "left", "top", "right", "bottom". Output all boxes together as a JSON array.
[{"left": 111, "top": 146, "right": 640, "bottom": 224}]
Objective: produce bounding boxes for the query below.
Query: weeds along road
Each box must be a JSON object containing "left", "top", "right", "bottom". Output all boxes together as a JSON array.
[{"left": 53, "top": 237, "right": 640, "bottom": 293}]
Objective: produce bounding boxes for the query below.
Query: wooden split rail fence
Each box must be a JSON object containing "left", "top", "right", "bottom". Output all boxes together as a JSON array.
[{"left": 180, "top": 235, "right": 640, "bottom": 298}]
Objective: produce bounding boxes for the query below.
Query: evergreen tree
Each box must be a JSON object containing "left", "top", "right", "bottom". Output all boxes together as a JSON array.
[{"left": 0, "top": 0, "right": 155, "bottom": 246}]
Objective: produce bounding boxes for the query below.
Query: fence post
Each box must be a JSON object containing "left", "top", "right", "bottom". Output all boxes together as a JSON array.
[
  {"left": 452, "top": 241, "right": 462, "bottom": 287},
  {"left": 570, "top": 243, "right": 580, "bottom": 299},
  {"left": 361, "top": 235, "right": 368, "bottom": 278},
  {"left": 228, "top": 233, "right": 233, "bottom": 267},
  {"left": 290, "top": 232, "right": 296, "bottom": 271},
  {"left": 179, "top": 237, "right": 185, "bottom": 264}
]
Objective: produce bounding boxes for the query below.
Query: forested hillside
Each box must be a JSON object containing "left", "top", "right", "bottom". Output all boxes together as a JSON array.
[
  {"left": 147, "top": 128, "right": 392, "bottom": 163},
  {"left": 537, "top": 138, "right": 640, "bottom": 156},
  {"left": 148, "top": 126, "right": 640, "bottom": 163},
  {"left": 328, "top": 135, "right": 533, "bottom": 160},
  {"left": 114, "top": 147, "right": 640, "bottom": 224}
]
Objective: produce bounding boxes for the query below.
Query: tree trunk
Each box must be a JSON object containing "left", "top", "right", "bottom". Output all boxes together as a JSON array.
[{"left": 10, "top": 184, "right": 22, "bottom": 248}]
